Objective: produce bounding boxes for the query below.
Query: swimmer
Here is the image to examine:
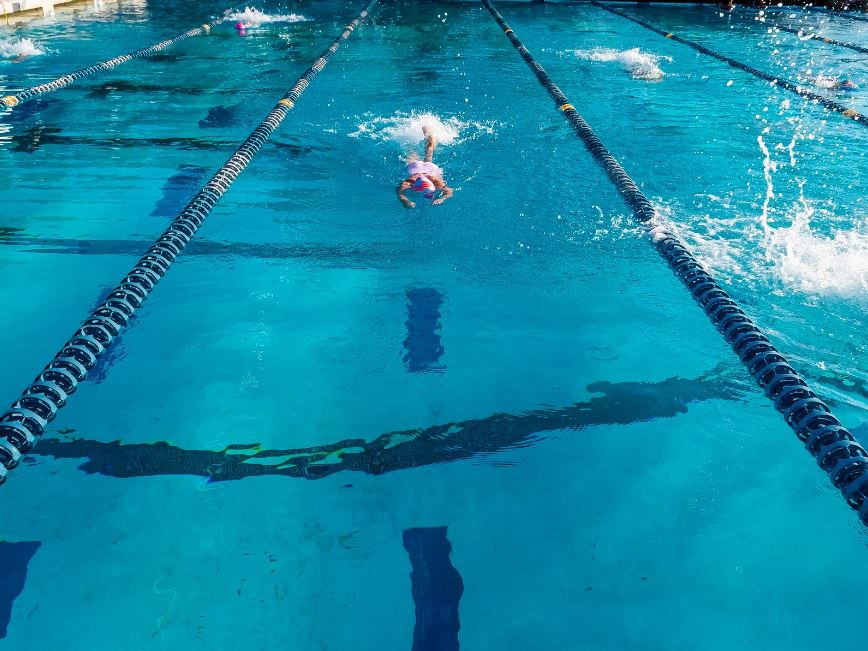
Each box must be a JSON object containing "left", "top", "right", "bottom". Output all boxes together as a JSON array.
[
  {"left": 234, "top": 21, "right": 248, "bottom": 36},
  {"left": 396, "top": 126, "right": 454, "bottom": 208},
  {"left": 815, "top": 74, "right": 858, "bottom": 91}
]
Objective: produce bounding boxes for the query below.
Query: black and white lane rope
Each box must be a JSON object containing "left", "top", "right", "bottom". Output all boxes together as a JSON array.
[
  {"left": 803, "top": 5, "right": 868, "bottom": 24},
  {"left": 0, "top": 0, "right": 379, "bottom": 486},
  {"left": 768, "top": 21, "right": 868, "bottom": 55},
  {"left": 592, "top": 1, "right": 867, "bottom": 126},
  {"left": 1, "top": 14, "right": 226, "bottom": 109},
  {"left": 483, "top": 0, "right": 868, "bottom": 526}
]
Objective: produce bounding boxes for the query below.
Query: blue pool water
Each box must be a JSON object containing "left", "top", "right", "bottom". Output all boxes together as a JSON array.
[{"left": 1, "top": 1, "right": 867, "bottom": 648}]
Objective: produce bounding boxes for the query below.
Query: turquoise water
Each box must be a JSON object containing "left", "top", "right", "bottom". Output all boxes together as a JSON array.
[{"left": 1, "top": 1, "right": 867, "bottom": 648}]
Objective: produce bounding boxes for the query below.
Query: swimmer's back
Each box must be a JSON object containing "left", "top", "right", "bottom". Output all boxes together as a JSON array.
[{"left": 406, "top": 160, "right": 443, "bottom": 178}]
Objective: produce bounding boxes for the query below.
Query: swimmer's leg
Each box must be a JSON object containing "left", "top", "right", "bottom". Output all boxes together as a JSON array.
[{"left": 423, "top": 126, "right": 436, "bottom": 162}]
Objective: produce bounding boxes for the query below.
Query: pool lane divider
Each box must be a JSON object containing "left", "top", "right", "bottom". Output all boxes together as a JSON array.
[
  {"left": 764, "top": 21, "right": 868, "bottom": 55},
  {"left": 0, "top": 14, "right": 227, "bottom": 109},
  {"left": 0, "top": 0, "right": 380, "bottom": 486},
  {"left": 590, "top": 1, "right": 867, "bottom": 126},
  {"left": 705, "top": 6, "right": 868, "bottom": 56},
  {"left": 482, "top": 0, "right": 868, "bottom": 526},
  {"left": 803, "top": 5, "right": 868, "bottom": 24}
]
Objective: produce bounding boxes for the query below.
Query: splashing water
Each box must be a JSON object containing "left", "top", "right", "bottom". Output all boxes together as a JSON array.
[
  {"left": 350, "top": 111, "right": 495, "bottom": 146},
  {"left": 761, "top": 182, "right": 868, "bottom": 296},
  {"left": 812, "top": 74, "right": 858, "bottom": 91},
  {"left": 0, "top": 38, "right": 46, "bottom": 59},
  {"left": 564, "top": 47, "right": 671, "bottom": 81},
  {"left": 677, "top": 137, "right": 868, "bottom": 298},
  {"left": 226, "top": 7, "right": 307, "bottom": 26},
  {"left": 757, "top": 135, "right": 777, "bottom": 237}
]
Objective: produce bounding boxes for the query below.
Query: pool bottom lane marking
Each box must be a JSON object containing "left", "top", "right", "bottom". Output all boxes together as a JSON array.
[
  {"left": 0, "top": 0, "right": 381, "bottom": 487},
  {"left": 591, "top": 1, "right": 867, "bottom": 126},
  {"left": 483, "top": 0, "right": 868, "bottom": 526},
  {"left": 0, "top": 541, "right": 41, "bottom": 640},
  {"left": 403, "top": 527, "right": 463, "bottom": 651},
  {"left": 1, "top": 14, "right": 228, "bottom": 110},
  {"left": 403, "top": 288, "right": 446, "bottom": 374}
]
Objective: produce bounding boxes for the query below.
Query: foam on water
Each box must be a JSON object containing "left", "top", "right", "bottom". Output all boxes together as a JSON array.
[
  {"left": 812, "top": 74, "right": 857, "bottom": 91},
  {"left": 350, "top": 111, "right": 495, "bottom": 146},
  {"left": 226, "top": 7, "right": 307, "bottom": 26},
  {"left": 668, "top": 138, "right": 868, "bottom": 299},
  {"left": 0, "top": 38, "right": 45, "bottom": 59},
  {"left": 563, "top": 47, "right": 671, "bottom": 81}
]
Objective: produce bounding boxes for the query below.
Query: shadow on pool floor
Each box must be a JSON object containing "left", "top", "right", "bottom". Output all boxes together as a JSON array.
[{"left": 29, "top": 368, "right": 742, "bottom": 483}]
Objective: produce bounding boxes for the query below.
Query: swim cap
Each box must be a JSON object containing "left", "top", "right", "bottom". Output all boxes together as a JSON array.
[
  {"left": 412, "top": 175, "right": 436, "bottom": 199},
  {"left": 235, "top": 21, "right": 246, "bottom": 30}
]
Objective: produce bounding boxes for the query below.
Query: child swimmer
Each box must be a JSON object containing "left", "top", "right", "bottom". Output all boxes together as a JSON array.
[{"left": 396, "top": 126, "right": 454, "bottom": 208}]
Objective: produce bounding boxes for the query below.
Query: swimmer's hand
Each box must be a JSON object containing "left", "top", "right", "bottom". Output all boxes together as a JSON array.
[
  {"left": 431, "top": 186, "right": 453, "bottom": 205},
  {"left": 397, "top": 179, "right": 415, "bottom": 208}
]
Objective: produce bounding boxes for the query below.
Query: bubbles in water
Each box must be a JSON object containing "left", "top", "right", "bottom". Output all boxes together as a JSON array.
[
  {"left": 226, "top": 7, "right": 307, "bottom": 26},
  {"left": 563, "top": 47, "right": 671, "bottom": 81},
  {"left": 0, "top": 38, "right": 46, "bottom": 59},
  {"left": 350, "top": 111, "right": 495, "bottom": 146}
]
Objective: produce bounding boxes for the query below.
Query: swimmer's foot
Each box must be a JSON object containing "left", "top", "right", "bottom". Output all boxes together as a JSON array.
[{"left": 422, "top": 125, "right": 431, "bottom": 137}]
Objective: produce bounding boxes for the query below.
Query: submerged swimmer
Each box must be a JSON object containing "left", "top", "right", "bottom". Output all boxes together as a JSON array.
[
  {"left": 235, "top": 21, "right": 248, "bottom": 36},
  {"left": 397, "top": 126, "right": 454, "bottom": 208},
  {"left": 815, "top": 74, "right": 858, "bottom": 91}
]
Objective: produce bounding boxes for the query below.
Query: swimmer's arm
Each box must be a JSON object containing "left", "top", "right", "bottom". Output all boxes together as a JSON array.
[
  {"left": 432, "top": 180, "right": 453, "bottom": 206},
  {"left": 397, "top": 180, "right": 415, "bottom": 208}
]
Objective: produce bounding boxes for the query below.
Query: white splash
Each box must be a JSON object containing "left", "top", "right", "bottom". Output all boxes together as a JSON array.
[
  {"left": 0, "top": 38, "right": 46, "bottom": 59},
  {"left": 564, "top": 47, "right": 671, "bottom": 81},
  {"left": 757, "top": 135, "right": 777, "bottom": 238},
  {"left": 350, "top": 111, "right": 495, "bottom": 146},
  {"left": 760, "top": 180, "right": 868, "bottom": 296},
  {"left": 678, "top": 185, "right": 868, "bottom": 298},
  {"left": 226, "top": 7, "right": 307, "bottom": 26},
  {"left": 812, "top": 74, "right": 858, "bottom": 91}
]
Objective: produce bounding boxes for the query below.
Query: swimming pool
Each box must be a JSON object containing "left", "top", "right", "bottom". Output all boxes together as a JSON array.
[{"left": 1, "top": 0, "right": 867, "bottom": 648}]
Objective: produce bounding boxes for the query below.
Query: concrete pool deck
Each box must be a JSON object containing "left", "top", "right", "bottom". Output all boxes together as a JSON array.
[{"left": 1, "top": 0, "right": 118, "bottom": 25}]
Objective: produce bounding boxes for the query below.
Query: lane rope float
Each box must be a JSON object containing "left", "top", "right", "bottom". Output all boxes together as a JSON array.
[
  {"left": 482, "top": 0, "right": 868, "bottom": 526},
  {"left": 765, "top": 21, "right": 868, "bottom": 55},
  {"left": 802, "top": 5, "right": 868, "bottom": 23},
  {"left": 0, "top": 13, "right": 228, "bottom": 109},
  {"left": 709, "top": 6, "right": 868, "bottom": 56},
  {"left": 0, "top": 0, "right": 379, "bottom": 486},
  {"left": 591, "top": 1, "right": 867, "bottom": 127}
]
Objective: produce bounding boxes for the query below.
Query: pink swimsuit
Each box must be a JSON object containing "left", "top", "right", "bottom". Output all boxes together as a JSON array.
[{"left": 406, "top": 160, "right": 443, "bottom": 178}]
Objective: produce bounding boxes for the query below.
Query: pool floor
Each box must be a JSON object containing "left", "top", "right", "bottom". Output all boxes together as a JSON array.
[{"left": 1, "top": 1, "right": 867, "bottom": 648}]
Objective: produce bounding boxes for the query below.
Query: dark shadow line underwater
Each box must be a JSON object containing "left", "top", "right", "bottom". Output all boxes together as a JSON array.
[{"left": 30, "top": 370, "right": 741, "bottom": 483}]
